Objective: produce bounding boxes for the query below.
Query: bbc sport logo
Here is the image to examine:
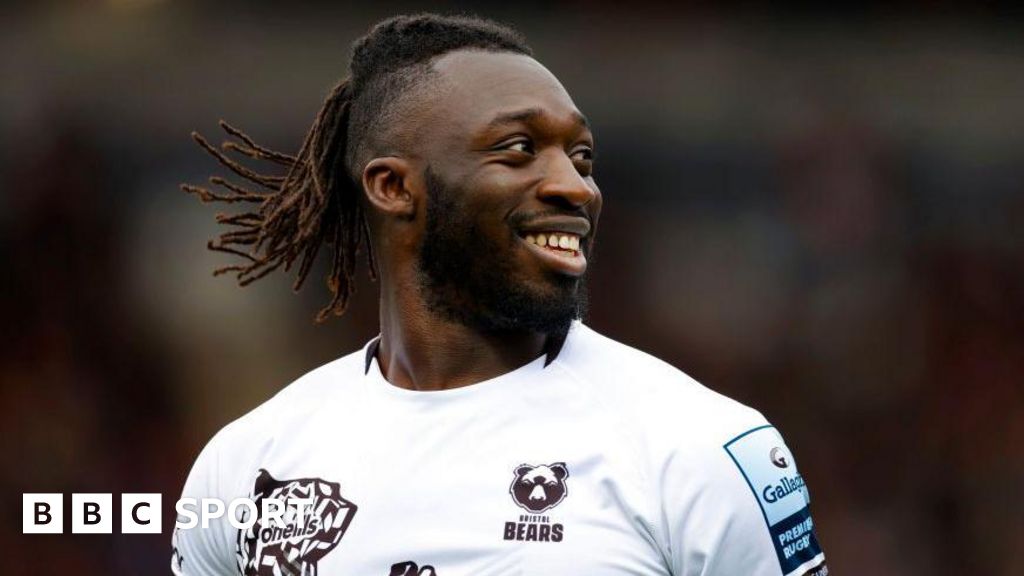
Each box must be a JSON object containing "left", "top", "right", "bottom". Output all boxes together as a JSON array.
[
  {"left": 22, "top": 493, "right": 312, "bottom": 534},
  {"left": 23, "top": 494, "right": 160, "bottom": 534}
]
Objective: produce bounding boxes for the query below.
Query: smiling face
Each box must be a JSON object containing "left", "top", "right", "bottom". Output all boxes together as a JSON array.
[{"left": 410, "top": 50, "right": 602, "bottom": 335}]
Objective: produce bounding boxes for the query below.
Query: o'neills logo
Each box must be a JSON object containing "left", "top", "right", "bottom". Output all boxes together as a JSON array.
[
  {"left": 504, "top": 463, "right": 568, "bottom": 543},
  {"left": 762, "top": 474, "right": 805, "bottom": 504},
  {"left": 236, "top": 469, "right": 357, "bottom": 576}
]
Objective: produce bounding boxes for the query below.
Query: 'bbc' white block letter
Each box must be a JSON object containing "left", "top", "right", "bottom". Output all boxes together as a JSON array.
[
  {"left": 72, "top": 493, "right": 112, "bottom": 534},
  {"left": 122, "top": 493, "right": 162, "bottom": 534},
  {"left": 23, "top": 494, "right": 63, "bottom": 534}
]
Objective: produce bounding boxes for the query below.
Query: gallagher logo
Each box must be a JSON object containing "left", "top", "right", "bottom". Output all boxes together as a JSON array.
[
  {"left": 770, "top": 447, "right": 789, "bottom": 468},
  {"left": 503, "top": 462, "right": 568, "bottom": 543},
  {"left": 762, "top": 474, "right": 806, "bottom": 504}
]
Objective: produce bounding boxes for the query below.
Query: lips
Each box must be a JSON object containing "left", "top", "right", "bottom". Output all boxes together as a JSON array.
[{"left": 516, "top": 216, "right": 591, "bottom": 239}]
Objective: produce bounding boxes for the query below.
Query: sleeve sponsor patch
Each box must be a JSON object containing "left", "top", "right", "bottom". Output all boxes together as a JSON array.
[{"left": 724, "top": 425, "right": 825, "bottom": 576}]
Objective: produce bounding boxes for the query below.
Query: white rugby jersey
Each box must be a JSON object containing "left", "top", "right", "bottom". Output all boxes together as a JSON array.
[{"left": 172, "top": 321, "right": 827, "bottom": 576}]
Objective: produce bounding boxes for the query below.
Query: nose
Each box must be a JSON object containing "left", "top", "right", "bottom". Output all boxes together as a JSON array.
[{"left": 536, "top": 152, "right": 597, "bottom": 209}]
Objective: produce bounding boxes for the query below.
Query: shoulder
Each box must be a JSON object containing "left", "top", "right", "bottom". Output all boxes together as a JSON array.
[
  {"left": 189, "top": 345, "right": 369, "bottom": 488},
  {"left": 553, "top": 321, "right": 772, "bottom": 481},
  {"left": 171, "top": 346, "right": 372, "bottom": 574},
  {"left": 557, "top": 324, "right": 827, "bottom": 575},
  {"left": 554, "top": 323, "right": 772, "bottom": 519},
  {"left": 555, "top": 322, "right": 767, "bottom": 451}
]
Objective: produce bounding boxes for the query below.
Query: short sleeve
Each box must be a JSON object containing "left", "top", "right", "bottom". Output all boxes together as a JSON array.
[
  {"left": 171, "top": 437, "right": 238, "bottom": 575},
  {"left": 664, "top": 423, "right": 828, "bottom": 576}
]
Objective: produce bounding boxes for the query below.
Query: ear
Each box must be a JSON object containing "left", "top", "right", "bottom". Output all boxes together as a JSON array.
[
  {"left": 362, "top": 156, "right": 419, "bottom": 220},
  {"left": 515, "top": 464, "right": 534, "bottom": 478},
  {"left": 551, "top": 463, "right": 568, "bottom": 480}
]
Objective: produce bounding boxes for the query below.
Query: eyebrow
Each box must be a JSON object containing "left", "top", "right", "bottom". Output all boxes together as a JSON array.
[{"left": 484, "top": 107, "right": 590, "bottom": 131}]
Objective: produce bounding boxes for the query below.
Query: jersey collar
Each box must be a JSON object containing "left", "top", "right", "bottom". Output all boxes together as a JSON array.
[{"left": 363, "top": 328, "right": 569, "bottom": 375}]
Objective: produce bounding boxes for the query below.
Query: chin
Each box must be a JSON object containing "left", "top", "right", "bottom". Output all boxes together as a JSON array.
[{"left": 481, "top": 274, "right": 586, "bottom": 335}]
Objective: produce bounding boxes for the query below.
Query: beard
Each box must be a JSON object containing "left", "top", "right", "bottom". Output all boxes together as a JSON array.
[{"left": 416, "top": 167, "right": 588, "bottom": 338}]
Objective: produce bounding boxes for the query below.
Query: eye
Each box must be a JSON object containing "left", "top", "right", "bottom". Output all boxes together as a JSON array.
[
  {"left": 571, "top": 145, "right": 595, "bottom": 177},
  {"left": 570, "top": 146, "right": 594, "bottom": 162},
  {"left": 500, "top": 138, "right": 534, "bottom": 154}
]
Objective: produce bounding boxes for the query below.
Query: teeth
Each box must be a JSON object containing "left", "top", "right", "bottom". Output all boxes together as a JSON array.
[{"left": 523, "top": 232, "right": 582, "bottom": 253}]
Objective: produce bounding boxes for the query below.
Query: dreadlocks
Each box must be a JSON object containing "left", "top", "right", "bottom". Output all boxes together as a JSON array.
[{"left": 182, "top": 13, "right": 531, "bottom": 322}]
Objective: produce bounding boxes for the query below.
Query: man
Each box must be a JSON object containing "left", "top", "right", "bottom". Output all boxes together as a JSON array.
[{"left": 175, "top": 13, "right": 827, "bottom": 576}]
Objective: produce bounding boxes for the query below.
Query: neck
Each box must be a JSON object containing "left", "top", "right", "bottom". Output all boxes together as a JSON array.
[{"left": 375, "top": 270, "right": 549, "bottom": 391}]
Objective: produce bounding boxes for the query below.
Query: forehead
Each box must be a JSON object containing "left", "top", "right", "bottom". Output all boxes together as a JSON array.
[{"left": 427, "top": 50, "right": 584, "bottom": 136}]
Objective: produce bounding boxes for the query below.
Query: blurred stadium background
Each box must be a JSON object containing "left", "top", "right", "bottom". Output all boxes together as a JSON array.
[{"left": 2, "top": 1, "right": 1022, "bottom": 574}]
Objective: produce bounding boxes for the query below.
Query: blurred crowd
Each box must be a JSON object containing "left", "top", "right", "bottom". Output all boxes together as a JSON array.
[{"left": 1, "top": 2, "right": 1022, "bottom": 574}]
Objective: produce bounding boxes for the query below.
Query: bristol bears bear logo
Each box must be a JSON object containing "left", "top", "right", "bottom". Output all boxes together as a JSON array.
[
  {"left": 509, "top": 463, "right": 569, "bottom": 513},
  {"left": 236, "top": 469, "right": 357, "bottom": 576}
]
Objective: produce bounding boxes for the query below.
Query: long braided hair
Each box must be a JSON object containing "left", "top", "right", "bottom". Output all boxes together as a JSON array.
[{"left": 182, "top": 14, "right": 531, "bottom": 322}]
